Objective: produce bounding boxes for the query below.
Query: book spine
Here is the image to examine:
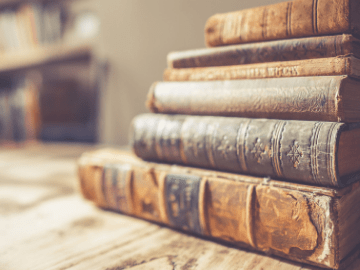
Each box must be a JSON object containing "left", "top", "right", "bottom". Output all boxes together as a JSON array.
[
  {"left": 164, "top": 57, "right": 358, "bottom": 81},
  {"left": 130, "top": 114, "right": 345, "bottom": 187},
  {"left": 205, "top": 0, "right": 353, "bottom": 47},
  {"left": 168, "top": 35, "right": 356, "bottom": 68},
  {"left": 147, "top": 76, "right": 345, "bottom": 122},
  {"left": 78, "top": 156, "right": 337, "bottom": 268}
]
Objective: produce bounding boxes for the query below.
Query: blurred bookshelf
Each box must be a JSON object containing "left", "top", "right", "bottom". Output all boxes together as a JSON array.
[{"left": 0, "top": 0, "right": 105, "bottom": 144}]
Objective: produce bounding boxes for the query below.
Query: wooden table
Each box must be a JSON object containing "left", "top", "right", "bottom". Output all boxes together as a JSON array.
[{"left": 1, "top": 143, "right": 359, "bottom": 270}]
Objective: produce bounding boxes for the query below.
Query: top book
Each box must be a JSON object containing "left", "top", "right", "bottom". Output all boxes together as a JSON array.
[{"left": 205, "top": 0, "right": 360, "bottom": 47}]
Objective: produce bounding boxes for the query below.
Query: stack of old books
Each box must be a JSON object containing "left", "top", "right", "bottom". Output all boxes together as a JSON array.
[{"left": 78, "top": 0, "right": 360, "bottom": 269}]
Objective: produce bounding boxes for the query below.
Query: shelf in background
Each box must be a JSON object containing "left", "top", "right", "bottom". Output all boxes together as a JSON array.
[
  {"left": 0, "top": 43, "right": 93, "bottom": 74},
  {"left": 0, "top": 0, "right": 65, "bottom": 8}
]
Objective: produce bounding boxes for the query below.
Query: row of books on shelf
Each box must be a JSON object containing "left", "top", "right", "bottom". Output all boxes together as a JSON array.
[
  {"left": 79, "top": 0, "right": 360, "bottom": 269},
  {"left": 0, "top": 76, "right": 39, "bottom": 143},
  {"left": 0, "top": 2, "right": 63, "bottom": 52},
  {"left": 0, "top": 74, "right": 97, "bottom": 144}
]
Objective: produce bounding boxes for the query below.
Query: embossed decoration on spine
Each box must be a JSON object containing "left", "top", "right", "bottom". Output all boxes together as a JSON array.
[
  {"left": 165, "top": 174, "right": 202, "bottom": 234},
  {"left": 251, "top": 138, "right": 267, "bottom": 163},
  {"left": 287, "top": 141, "right": 304, "bottom": 168},
  {"left": 236, "top": 120, "right": 251, "bottom": 172},
  {"left": 271, "top": 121, "right": 286, "bottom": 177},
  {"left": 326, "top": 123, "right": 341, "bottom": 186},
  {"left": 312, "top": 0, "right": 319, "bottom": 34},
  {"left": 131, "top": 114, "right": 346, "bottom": 186},
  {"left": 310, "top": 122, "right": 323, "bottom": 184}
]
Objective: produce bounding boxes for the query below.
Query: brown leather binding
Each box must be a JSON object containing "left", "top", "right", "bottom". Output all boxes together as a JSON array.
[
  {"left": 78, "top": 149, "right": 360, "bottom": 269},
  {"left": 205, "top": 0, "right": 360, "bottom": 47}
]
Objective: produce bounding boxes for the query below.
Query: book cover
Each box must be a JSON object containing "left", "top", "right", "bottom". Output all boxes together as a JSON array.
[
  {"left": 205, "top": 0, "right": 360, "bottom": 47},
  {"left": 148, "top": 76, "right": 360, "bottom": 123},
  {"left": 78, "top": 149, "right": 360, "bottom": 269},
  {"left": 168, "top": 35, "right": 360, "bottom": 68},
  {"left": 130, "top": 114, "right": 360, "bottom": 187}
]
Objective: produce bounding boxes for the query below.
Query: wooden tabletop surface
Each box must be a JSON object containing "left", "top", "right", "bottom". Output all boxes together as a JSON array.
[{"left": 0, "top": 143, "right": 359, "bottom": 270}]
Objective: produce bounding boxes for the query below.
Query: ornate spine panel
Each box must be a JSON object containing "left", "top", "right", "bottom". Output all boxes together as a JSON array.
[
  {"left": 205, "top": 0, "right": 354, "bottom": 47},
  {"left": 163, "top": 57, "right": 360, "bottom": 81},
  {"left": 130, "top": 114, "right": 346, "bottom": 186},
  {"left": 78, "top": 151, "right": 340, "bottom": 268},
  {"left": 168, "top": 35, "right": 357, "bottom": 69},
  {"left": 147, "top": 76, "right": 345, "bottom": 122}
]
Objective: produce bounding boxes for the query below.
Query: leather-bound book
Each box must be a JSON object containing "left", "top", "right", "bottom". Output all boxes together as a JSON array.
[
  {"left": 168, "top": 34, "right": 360, "bottom": 68},
  {"left": 130, "top": 114, "right": 360, "bottom": 187},
  {"left": 164, "top": 56, "right": 360, "bottom": 81},
  {"left": 78, "top": 149, "right": 360, "bottom": 269},
  {"left": 147, "top": 76, "right": 360, "bottom": 123},
  {"left": 205, "top": 0, "right": 360, "bottom": 47}
]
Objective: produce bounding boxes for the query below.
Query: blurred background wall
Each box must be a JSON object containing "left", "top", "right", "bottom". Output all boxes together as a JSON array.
[{"left": 84, "top": 0, "right": 287, "bottom": 145}]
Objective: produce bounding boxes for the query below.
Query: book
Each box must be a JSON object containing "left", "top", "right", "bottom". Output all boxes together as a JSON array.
[
  {"left": 204, "top": 0, "right": 360, "bottom": 47},
  {"left": 164, "top": 56, "right": 360, "bottom": 81},
  {"left": 78, "top": 148, "right": 360, "bottom": 269},
  {"left": 130, "top": 113, "right": 360, "bottom": 187},
  {"left": 147, "top": 75, "right": 360, "bottom": 123},
  {"left": 168, "top": 34, "right": 360, "bottom": 68}
]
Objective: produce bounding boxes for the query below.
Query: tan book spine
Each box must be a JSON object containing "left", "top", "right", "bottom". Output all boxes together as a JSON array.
[
  {"left": 163, "top": 56, "right": 360, "bottom": 81},
  {"left": 168, "top": 35, "right": 359, "bottom": 68},
  {"left": 147, "top": 76, "right": 360, "bottom": 122},
  {"left": 78, "top": 149, "right": 360, "bottom": 269},
  {"left": 205, "top": 0, "right": 360, "bottom": 47}
]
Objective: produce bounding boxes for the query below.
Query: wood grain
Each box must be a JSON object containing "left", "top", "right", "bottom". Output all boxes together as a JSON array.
[{"left": 1, "top": 143, "right": 359, "bottom": 270}]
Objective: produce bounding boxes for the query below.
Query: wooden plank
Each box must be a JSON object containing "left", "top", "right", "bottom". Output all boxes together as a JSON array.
[{"left": 0, "top": 143, "right": 359, "bottom": 270}]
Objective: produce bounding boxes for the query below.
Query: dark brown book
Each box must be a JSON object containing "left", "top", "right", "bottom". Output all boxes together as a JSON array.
[
  {"left": 168, "top": 34, "right": 360, "bottom": 68},
  {"left": 164, "top": 56, "right": 360, "bottom": 81},
  {"left": 205, "top": 0, "right": 360, "bottom": 47},
  {"left": 147, "top": 75, "right": 360, "bottom": 123},
  {"left": 130, "top": 114, "right": 360, "bottom": 187},
  {"left": 78, "top": 149, "right": 360, "bottom": 269}
]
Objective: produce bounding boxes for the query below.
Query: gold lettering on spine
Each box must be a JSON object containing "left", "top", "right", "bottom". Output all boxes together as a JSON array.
[
  {"left": 272, "top": 121, "right": 286, "bottom": 178},
  {"left": 312, "top": 0, "right": 319, "bottom": 34},
  {"left": 326, "top": 123, "right": 340, "bottom": 186},
  {"left": 246, "top": 185, "right": 256, "bottom": 248},
  {"left": 158, "top": 171, "right": 169, "bottom": 224},
  {"left": 155, "top": 118, "right": 167, "bottom": 160},
  {"left": 310, "top": 122, "right": 323, "bottom": 184},
  {"left": 236, "top": 120, "right": 251, "bottom": 172},
  {"left": 198, "top": 178, "right": 209, "bottom": 236}
]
